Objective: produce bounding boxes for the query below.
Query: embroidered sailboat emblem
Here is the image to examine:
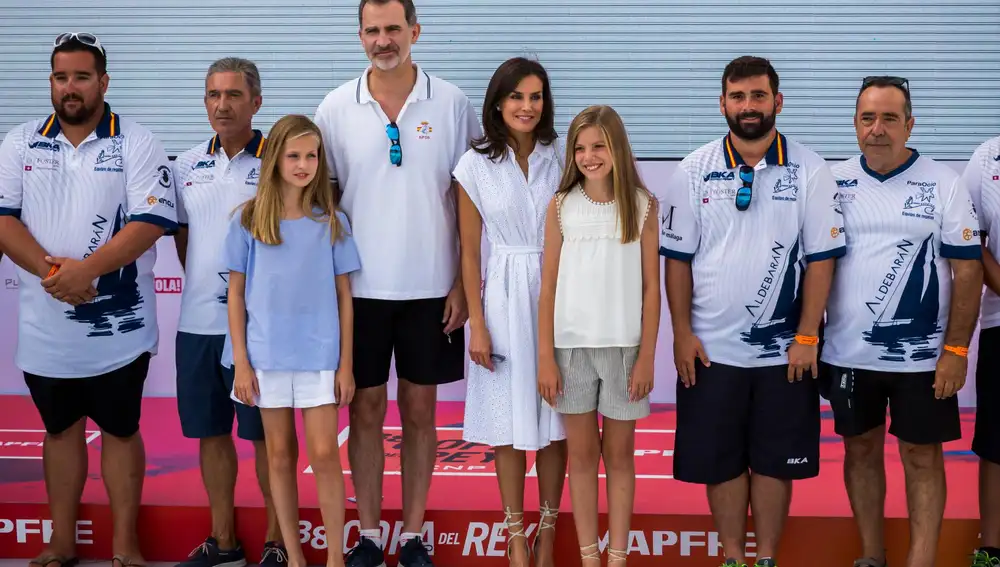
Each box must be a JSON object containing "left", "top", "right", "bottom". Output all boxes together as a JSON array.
[
  {"left": 863, "top": 234, "right": 941, "bottom": 362},
  {"left": 740, "top": 239, "right": 802, "bottom": 358},
  {"left": 65, "top": 205, "right": 145, "bottom": 336}
]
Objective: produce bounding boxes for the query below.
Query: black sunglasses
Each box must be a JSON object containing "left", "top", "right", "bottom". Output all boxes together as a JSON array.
[
  {"left": 861, "top": 75, "right": 909, "bottom": 92},
  {"left": 736, "top": 165, "right": 754, "bottom": 211}
]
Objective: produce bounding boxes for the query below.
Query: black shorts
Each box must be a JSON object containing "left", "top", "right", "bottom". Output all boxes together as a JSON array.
[
  {"left": 975, "top": 326, "right": 1000, "bottom": 464},
  {"left": 24, "top": 352, "right": 150, "bottom": 438},
  {"left": 175, "top": 332, "right": 265, "bottom": 441},
  {"left": 819, "top": 362, "right": 960, "bottom": 445},
  {"left": 353, "top": 297, "right": 465, "bottom": 389},
  {"left": 673, "top": 361, "right": 820, "bottom": 485}
]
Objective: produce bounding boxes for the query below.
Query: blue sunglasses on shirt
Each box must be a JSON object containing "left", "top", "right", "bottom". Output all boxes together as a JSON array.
[
  {"left": 386, "top": 122, "right": 402, "bottom": 166},
  {"left": 736, "top": 165, "right": 754, "bottom": 211}
]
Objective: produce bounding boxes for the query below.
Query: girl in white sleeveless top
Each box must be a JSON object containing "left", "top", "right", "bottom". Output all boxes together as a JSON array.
[
  {"left": 538, "top": 105, "right": 661, "bottom": 566},
  {"left": 454, "top": 57, "right": 568, "bottom": 567}
]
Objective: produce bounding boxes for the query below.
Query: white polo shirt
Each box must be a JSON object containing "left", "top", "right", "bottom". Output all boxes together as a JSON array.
[
  {"left": 823, "top": 151, "right": 981, "bottom": 372},
  {"left": 173, "top": 130, "right": 265, "bottom": 335},
  {"left": 658, "top": 132, "right": 846, "bottom": 368},
  {"left": 0, "top": 103, "right": 178, "bottom": 378},
  {"left": 963, "top": 136, "right": 1000, "bottom": 330},
  {"left": 313, "top": 65, "right": 482, "bottom": 300}
]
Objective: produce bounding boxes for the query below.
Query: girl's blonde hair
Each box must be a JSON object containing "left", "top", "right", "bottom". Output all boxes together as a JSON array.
[
  {"left": 557, "top": 105, "right": 649, "bottom": 244},
  {"left": 239, "top": 114, "right": 343, "bottom": 245}
]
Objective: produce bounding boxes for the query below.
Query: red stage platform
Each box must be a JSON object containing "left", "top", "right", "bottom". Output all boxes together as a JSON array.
[{"left": 0, "top": 395, "right": 982, "bottom": 566}]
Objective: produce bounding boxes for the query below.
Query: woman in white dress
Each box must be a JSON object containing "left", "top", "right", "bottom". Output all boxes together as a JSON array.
[{"left": 453, "top": 57, "right": 568, "bottom": 567}]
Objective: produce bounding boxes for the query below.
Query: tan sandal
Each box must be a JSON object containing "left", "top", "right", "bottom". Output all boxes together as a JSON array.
[
  {"left": 503, "top": 507, "right": 528, "bottom": 562},
  {"left": 580, "top": 542, "right": 601, "bottom": 564},
  {"left": 608, "top": 547, "right": 628, "bottom": 565},
  {"left": 29, "top": 554, "right": 79, "bottom": 567},
  {"left": 531, "top": 500, "right": 559, "bottom": 557}
]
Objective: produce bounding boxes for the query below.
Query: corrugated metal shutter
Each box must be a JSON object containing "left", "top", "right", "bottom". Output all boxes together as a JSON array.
[{"left": 0, "top": 0, "right": 997, "bottom": 160}]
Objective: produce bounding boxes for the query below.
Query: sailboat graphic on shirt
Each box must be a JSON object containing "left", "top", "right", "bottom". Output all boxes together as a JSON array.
[
  {"left": 740, "top": 239, "right": 802, "bottom": 358},
  {"left": 216, "top": 272, "right": 229, "bottom": 304},
  {"left": 863, "top": 233, "right": 941, "bottom": 362},
  {"left": 64, "top": 205, "right": 145, "bottom": 337}
]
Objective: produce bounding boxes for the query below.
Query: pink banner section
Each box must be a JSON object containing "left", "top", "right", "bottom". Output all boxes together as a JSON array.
[{"left": 0, "top": 161, "right": 981, "bottom": 406}]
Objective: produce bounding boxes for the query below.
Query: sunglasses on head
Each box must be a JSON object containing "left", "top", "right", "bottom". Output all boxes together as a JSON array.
[
  {"left": 385, "top": 122, "right": 401, "bottom": 167},
  {"left": 53, "top": 32, "right": 106, "bottom": 55},
  {"left": 735, "top": 165, "right": 754, "bottom": 211},
  {"left": 861, "top": 75, "right": 909, "bottom": 92}
]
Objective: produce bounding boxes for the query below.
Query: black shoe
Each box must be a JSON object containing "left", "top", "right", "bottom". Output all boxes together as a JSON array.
[
  {"left": 259, "top": 542, "right": 288, "bottom": 567},
  {"left": 396, "top": 537, "right": 434, "bottom": 567},
  {"left": 175, "top": 538, "right": 247, "bottom": 567},
  {"left": 344, "top": 536, "right": 386, "bottom": 567}
]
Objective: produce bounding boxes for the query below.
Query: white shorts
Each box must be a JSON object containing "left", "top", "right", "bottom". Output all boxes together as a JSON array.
[{"left": 231, "top": 369, "right": 338, "bottom": 409}]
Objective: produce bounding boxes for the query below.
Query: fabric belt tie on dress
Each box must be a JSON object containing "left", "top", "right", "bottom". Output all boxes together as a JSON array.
[{"left": 493, "top": 245, "right": 543, "bottom": 255}]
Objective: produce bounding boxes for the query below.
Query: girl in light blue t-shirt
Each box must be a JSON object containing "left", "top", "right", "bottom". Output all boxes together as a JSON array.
[{"left": 225, "top": 114, "right": 361, "bottom": 567}]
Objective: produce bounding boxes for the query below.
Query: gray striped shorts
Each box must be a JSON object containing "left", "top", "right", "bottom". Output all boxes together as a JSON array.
[{"left": 553, "top": 346, "right": 651, "bottom": 421}]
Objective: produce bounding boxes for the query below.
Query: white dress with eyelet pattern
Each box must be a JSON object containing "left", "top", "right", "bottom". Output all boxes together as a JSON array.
[{"left": 452, "top": 139, "right": 567, "bottom": 451}]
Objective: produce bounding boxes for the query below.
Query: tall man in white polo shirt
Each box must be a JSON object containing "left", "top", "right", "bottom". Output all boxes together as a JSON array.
[
  {"left": 171, "top": 57, "right": 285, "bottom": 567},
  {"left": 823, "top": 76, "right": 983, "bottom": 567},
  {"left": 0, "top": 33, "right": 177, "bottom": 567},
  {"left": 962, "top": 133, "right": 1000, "bottom": 567},
  {"left": 659, "top": 56, "right": 845, "bottom": 567},
  {"left": 313, "top": 1, "right": 480, "bottom": 566}
]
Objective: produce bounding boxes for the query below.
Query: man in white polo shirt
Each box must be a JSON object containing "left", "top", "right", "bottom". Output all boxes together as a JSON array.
[
  {"left": 659, "top": 56, "right": 845, "bottom": 567},
  {"left": 313, "top": 1, "right": 481, "bottom": 565},
  {"left": 962, "top": 133, "right": 1000, "bottom": 567},
  {"left": 0, "top": 33, "right": 176, "bottom": 567},
  {"left": 171, "top": 57, "right": 285, "bottom": 567},
  {"left": 823, "top": 76, "right": 983, "bottom": 567}
]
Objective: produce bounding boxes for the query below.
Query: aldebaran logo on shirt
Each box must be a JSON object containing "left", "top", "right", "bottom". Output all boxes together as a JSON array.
[
  {"left": 246, "top": 168, "right": 259, "bottom": 186},
  {"left": 65, "top": 206, "right": 145, "bottom": 337},
  {"left": 740, "top": 239, "right": 802, "bottom": 359},
  {"left": 863, "top": 234, "right": 942, "bottom": 363}
]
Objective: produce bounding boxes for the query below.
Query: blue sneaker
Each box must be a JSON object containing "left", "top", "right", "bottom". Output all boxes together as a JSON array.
[
  {"left": 259, "top": 542, "right": 287, "bottom": 567},
  {"left": 175, "top": 538, "right": 247, "bottom": 567},
  {"left": 344, "top": 536, "right": 386, "bottom": 567}
]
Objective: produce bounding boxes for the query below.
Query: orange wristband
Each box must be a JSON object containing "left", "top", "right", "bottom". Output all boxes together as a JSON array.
[
  {"left": 943, "top": 345, "right": 969, "bottom": 357},
  {"left": 795, "top": 334, "right": 819, "bottom": 346},
  {"left": 46, "top": 265, "right": 59, "bottom": 278}
]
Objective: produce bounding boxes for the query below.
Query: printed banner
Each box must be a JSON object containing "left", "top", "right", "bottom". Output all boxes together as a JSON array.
[{"left": 0, "top": 161, "right": 982, "bottom": 406}]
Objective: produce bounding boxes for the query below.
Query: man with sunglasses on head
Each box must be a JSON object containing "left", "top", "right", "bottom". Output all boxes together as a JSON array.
[
  {"left": 659, "top": 55, "right": 845, "bottom": 567},
  {"left": 312, "top": 1, "right": 481, "bottom": 566},
  {"left": 0, "top": 33, "right": 178, "bottom": 567},
  {"left": 962, "top": 132, "right": 1000, "bottom": 567},
  {"left": 822, "top": 76, "right": 983, "bottom": 567}
]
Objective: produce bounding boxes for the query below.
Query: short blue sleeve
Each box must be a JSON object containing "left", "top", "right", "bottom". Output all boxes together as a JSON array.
[
  {"left": 333, "top": 211, "right": 362, "bottom": 276},
  {"left": 224, "top": 210, "right": 252, "bottom": 274}
]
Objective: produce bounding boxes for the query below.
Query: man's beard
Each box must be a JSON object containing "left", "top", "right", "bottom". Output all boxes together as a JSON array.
[
  {"left": 53, "top": 94, "right": 99, "bottom": 126},
  {"left": 370, "top": 46, "right": 408, "bottom": 71},
  {"left": 726, "top": 107, "right": 777, "bottom": 141}
]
